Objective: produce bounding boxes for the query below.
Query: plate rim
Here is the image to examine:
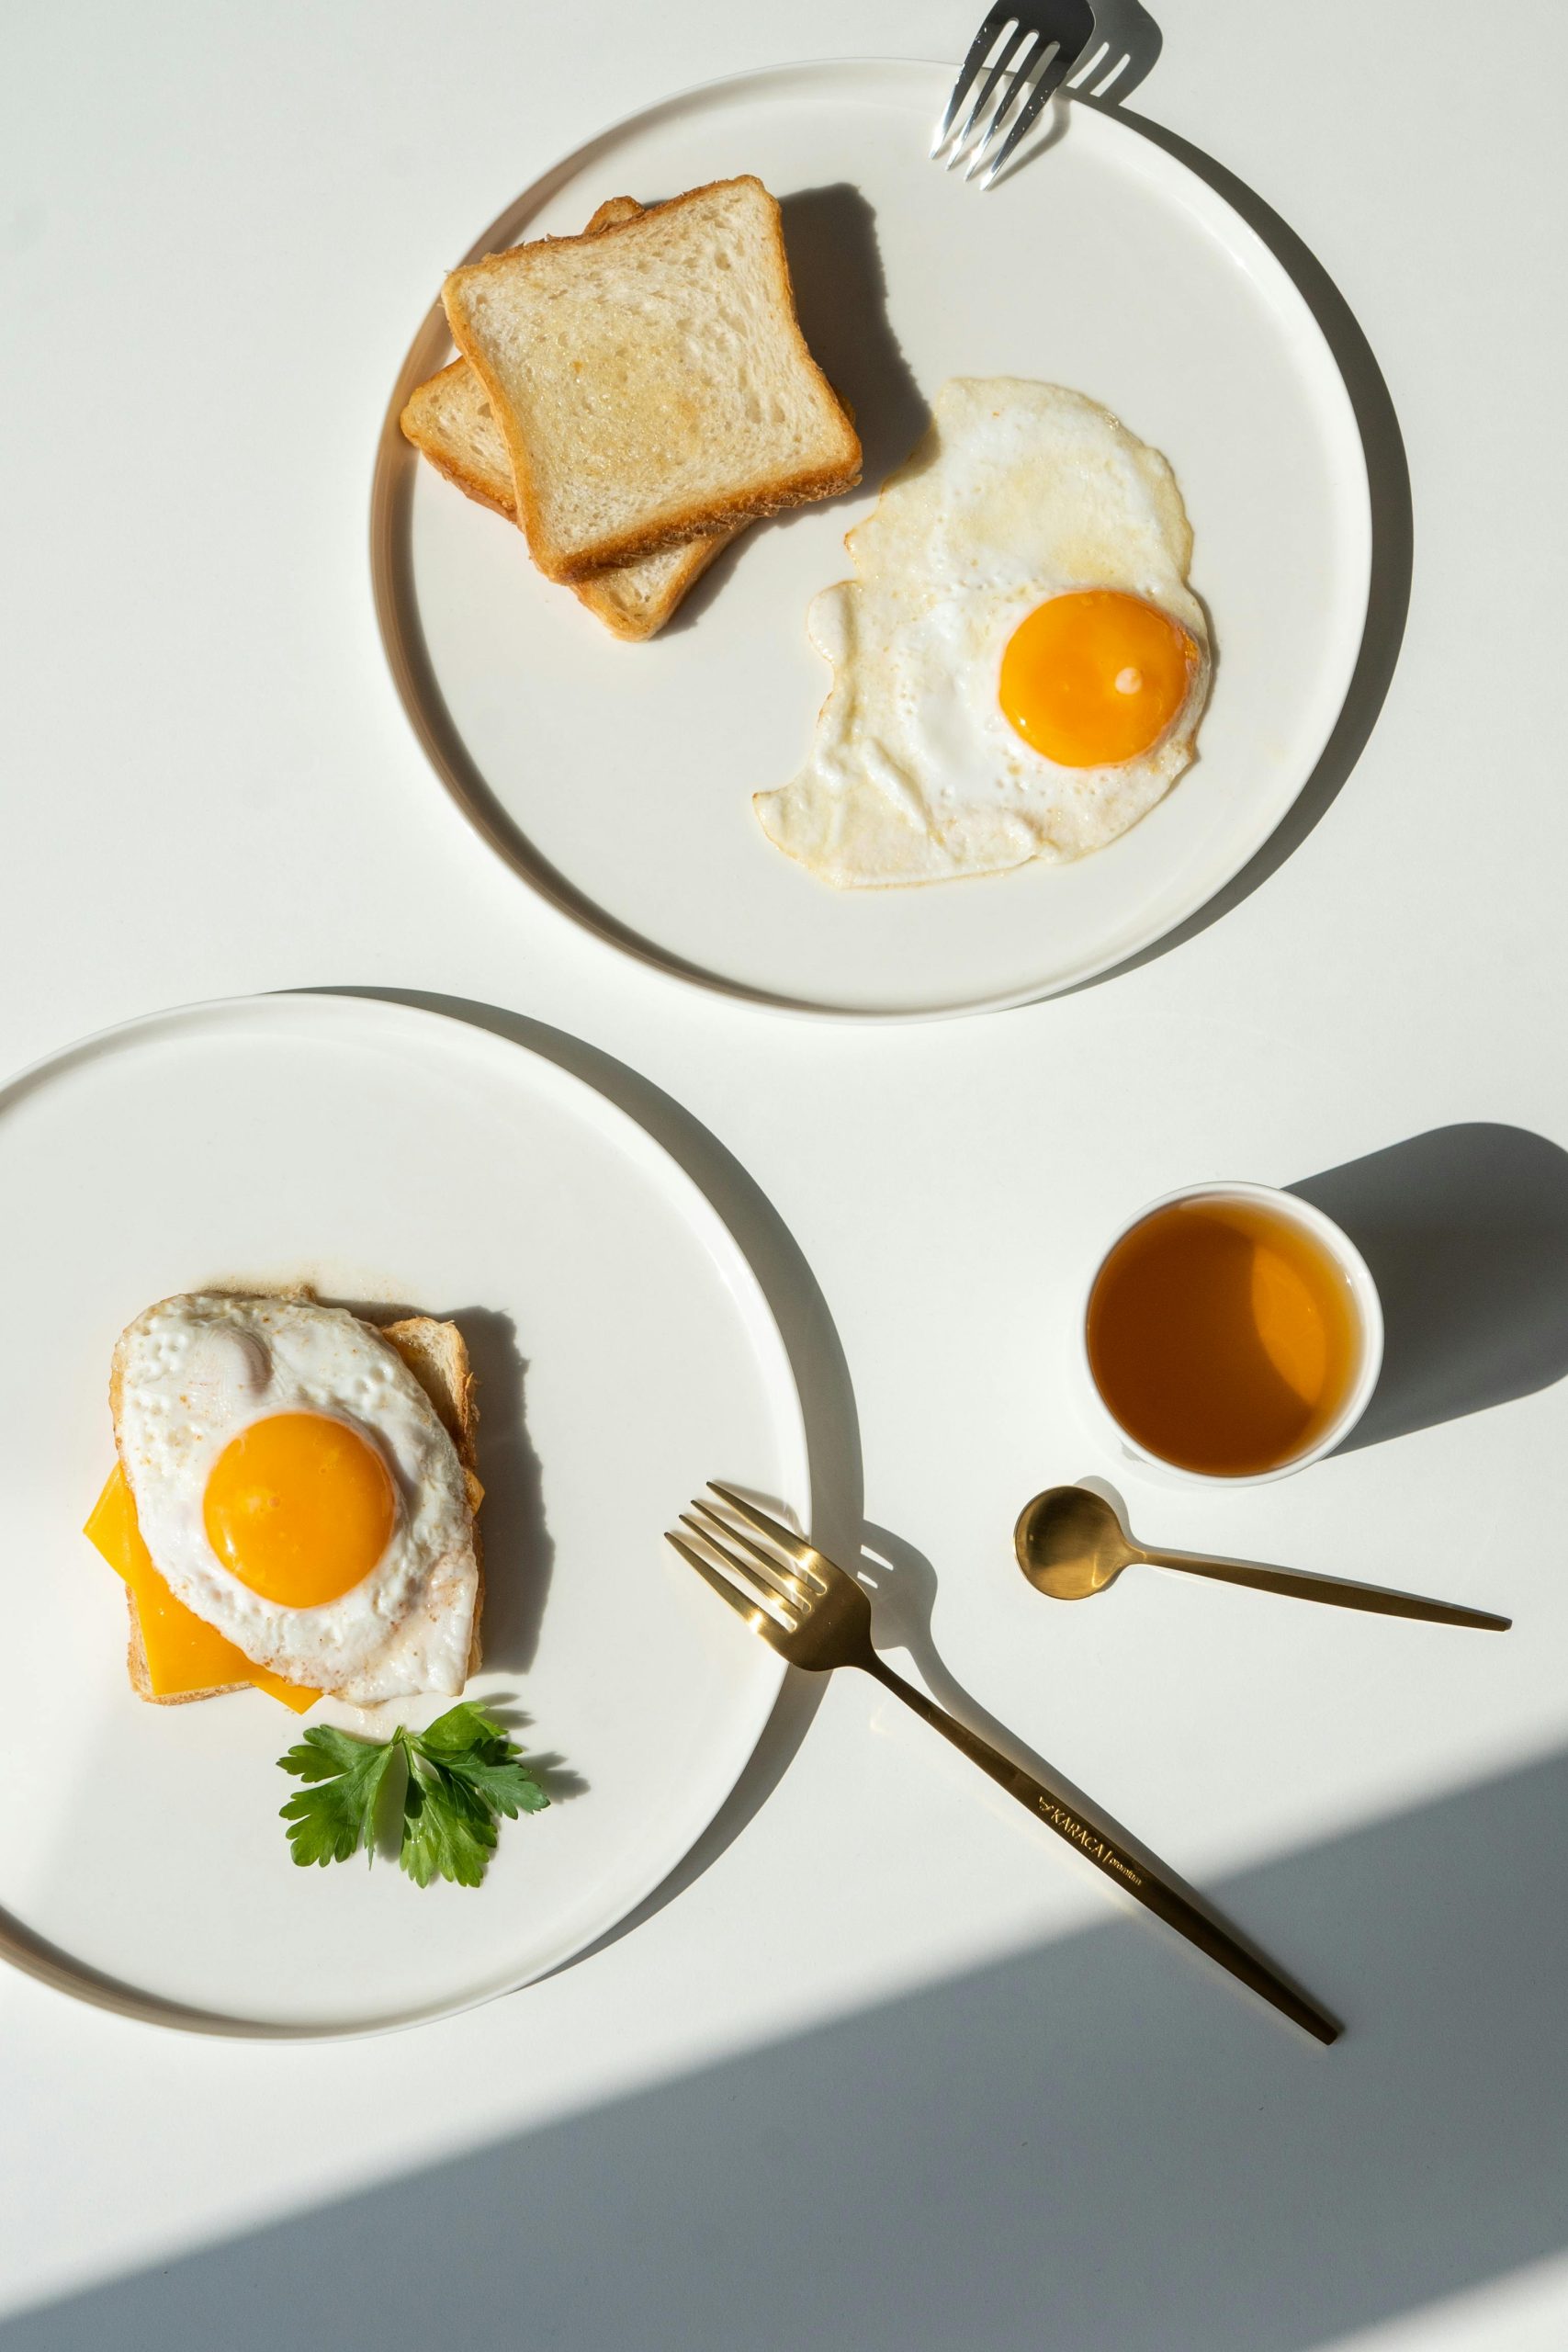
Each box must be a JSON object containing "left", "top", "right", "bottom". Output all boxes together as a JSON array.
[
  {"left": 0, "top": 989, "right": 802, "bottom": 2038},
  {"left": 371, "top": 53, "right": 1375, "bottom": 1023}
]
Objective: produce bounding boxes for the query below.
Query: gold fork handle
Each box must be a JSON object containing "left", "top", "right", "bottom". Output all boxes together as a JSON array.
[
  {"left": 1137, "top": 1549, "right": 1510, "bottom": 1631},
  {"left": 862, "top": 1656, "right": 1337, "bottom": 2045}
]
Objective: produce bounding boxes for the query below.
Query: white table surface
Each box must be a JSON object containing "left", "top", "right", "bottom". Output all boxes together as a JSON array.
[{"left": 4, "top": 3, "right": 1566, "bottom": 2347}]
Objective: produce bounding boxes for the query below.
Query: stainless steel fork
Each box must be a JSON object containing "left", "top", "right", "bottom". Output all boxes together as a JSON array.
[
  {"left": 669, "top": 1482, "right": 1338, "bottom": 2044},
  {"left": 932, "top": 1, "right": 1099, "bottom": 187}
]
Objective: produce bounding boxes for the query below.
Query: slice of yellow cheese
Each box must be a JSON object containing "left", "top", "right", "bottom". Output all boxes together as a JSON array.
[{"left": 85, "top": 1464, "right": 319, "bottom": 1713}]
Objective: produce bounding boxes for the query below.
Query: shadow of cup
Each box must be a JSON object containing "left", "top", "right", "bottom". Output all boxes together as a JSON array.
[{"left": 1292, "top": 1124, "right": 1568, "bottom": 1449}]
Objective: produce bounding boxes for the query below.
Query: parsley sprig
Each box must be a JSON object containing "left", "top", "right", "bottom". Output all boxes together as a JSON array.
[{"left": 278, "top": 1702, "right": 549, "bottom": 1887}]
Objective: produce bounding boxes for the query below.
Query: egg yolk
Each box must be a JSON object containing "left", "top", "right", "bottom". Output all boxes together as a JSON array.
[
  {"left": 202, "top": 1412, "right": 396, "bottom": 1607},
  {"left": 998, "top": 589, "right": 1198, "bottom": 767}
]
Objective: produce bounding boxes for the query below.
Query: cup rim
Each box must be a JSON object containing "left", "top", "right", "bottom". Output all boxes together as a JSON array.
[{"left": 1078, "top": 1180, "right": 1385, "bottom": 1487}]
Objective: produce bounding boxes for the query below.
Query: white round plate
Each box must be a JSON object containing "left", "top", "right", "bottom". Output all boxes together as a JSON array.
[
  {"left": 0, "top": 994, "right": 803, "bottom": 2034},
  {"left": 375, "top": 58, "right": 1371, "bottom": 1019}
]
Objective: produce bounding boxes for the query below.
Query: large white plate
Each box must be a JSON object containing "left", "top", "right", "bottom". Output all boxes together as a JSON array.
[
  {"left": 0, "top": 994, "right": 804, "bottom": 2034},
  {"left": 375, "top": 58, "right": 1371, "bottom": 1019}
]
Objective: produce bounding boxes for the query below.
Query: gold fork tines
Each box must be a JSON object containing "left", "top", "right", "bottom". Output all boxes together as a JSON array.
[
  {"left": 705, "top": 1486, "right": 829, "bottom": 1589},
  {"left": 680, "top": 1506, "right": 815, "bottom": 1610},
  {"left": 667, "top": 1483, "right": 1339, "bottom": 2046},
  {"left": 665, "top": 1530, "right": 790, "bottom": 1633}
]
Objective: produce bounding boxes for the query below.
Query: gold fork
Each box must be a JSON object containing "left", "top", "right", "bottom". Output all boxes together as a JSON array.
[{"left": 670, "top": 1484, "right": 1338, "bottom": 2046}]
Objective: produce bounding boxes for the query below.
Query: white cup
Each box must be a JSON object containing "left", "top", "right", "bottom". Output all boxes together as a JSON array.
[{"left": 1077, "top": 1180, "right": 1384, "bottom": 1488}]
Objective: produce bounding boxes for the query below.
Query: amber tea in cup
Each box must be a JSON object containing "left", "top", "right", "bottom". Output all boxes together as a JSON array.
[{"left": 1085, "top": 1190, "right": 1375, "bottom": 1478}]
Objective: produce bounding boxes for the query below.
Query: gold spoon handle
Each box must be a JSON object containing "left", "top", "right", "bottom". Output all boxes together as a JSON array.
[
  {"left": 862, "top": 1655, "right": 1337, "bottom": 2044},
  {"left": 1135, "top": 1550, "right": 1510, "bottom": 1631}
]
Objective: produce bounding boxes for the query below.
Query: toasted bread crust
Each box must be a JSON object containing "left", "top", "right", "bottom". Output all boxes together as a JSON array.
[
  {"left": 442, "top": 175, "right": 862, "bottom": 583},
  {"left": 111, "top": 1295, "right": 484, "bottom": 1703},
  {"left": 582, "top": 194, "right": 646, "bottom": 235},
  {"left": 400, "top": 359, "right": 516, "bottom": 518},
  {"left": 573, "top": 530, "right": 738, "bottom": 638},
  {"left": 381, "top": 1315, "right": 484, "bottom": 1681}
]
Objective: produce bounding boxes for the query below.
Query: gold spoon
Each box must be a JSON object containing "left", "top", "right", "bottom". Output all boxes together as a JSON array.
[{"left": 1014, "top": 1486, "right": 1510, "bottom": 1630}]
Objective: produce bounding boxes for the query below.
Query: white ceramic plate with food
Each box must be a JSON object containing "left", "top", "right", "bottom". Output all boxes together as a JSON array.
[
  {"left": 0, "top": 993, "right": 804, "bottom": 2034},
  {"left": 375, "top": 58, "right": 1371, "bottom": 1019}
]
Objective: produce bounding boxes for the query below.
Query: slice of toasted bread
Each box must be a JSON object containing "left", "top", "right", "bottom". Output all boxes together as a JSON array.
[
  {"left": 400, "top": 356, "right": 735, "bottom": 639},
  {"left": 404, "top": 191, "right": 644, "bottom": 524},
  {"left": 400, "top": 194, "right": 643, "bottom": 520},
  {"left": 118, "top": 1304, "right": 482, "bottom": 1703},
  {"left": 401, "top": 197, "right": 739, "bottom": 640},
  {"left": 442, "top": 175, "right": 862, "bottom": 582}
]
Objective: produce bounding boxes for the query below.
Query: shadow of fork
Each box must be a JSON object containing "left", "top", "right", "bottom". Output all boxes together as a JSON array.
[
  {"left": 981, "top": 0, "right": 1166, "bottom": 187},
  {"left": 853, "top": 1518, "right": 1264, "bottom": 1928},
  {"left": 1072, "top": 0, "right": 1164, "bottom": 105}
]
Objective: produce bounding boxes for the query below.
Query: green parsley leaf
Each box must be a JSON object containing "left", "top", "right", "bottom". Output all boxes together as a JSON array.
[
  {"left": 458, "top": 1752, "right": 551, "bottom": 1818},
  {"left": 415, "top": 1701, "right": 510, "bottom": 1755},
  {"left": 276, "top": 1710, "right": 552, "bottom": 1886},
  {"left": 400, "top": 1755, "right": 498, "bottom": 1889},
  {"left": 412, "top": 1702, "right": 550, "bottom": 1822},
  {"left": 278, "top": 1728, "right": 399, "bottom": 1869},
  {"left": 278, "top": 1724, "right": 378, "bottom": 1782}
]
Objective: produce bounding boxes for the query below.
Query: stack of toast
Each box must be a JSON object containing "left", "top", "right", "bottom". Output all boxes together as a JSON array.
[{"left": 400, "top": 175, "right": 862, "bottom": 639}]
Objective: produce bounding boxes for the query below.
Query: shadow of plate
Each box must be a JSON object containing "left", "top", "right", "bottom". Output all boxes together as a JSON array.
[
  {"left": 1060, "top": 91, "right": 1414, "bottom": 992},
  {"left": 318, "top": 988, "right": 864, "bottom": 1956}
]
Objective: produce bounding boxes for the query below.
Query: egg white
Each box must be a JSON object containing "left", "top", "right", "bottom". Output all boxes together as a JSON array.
[
  {"left": 112, "top": 1295, "right": 479, "bottom": 1702},
  {"left": 755, "top": 379, "right": 1211, "bottom": 888}
]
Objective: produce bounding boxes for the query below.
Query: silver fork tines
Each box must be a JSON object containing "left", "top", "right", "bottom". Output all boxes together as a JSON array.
[
  {"left": 932, "top": 0, "right": 1098, "bottom": 188},
  {"left": 942, "top": 22, "right": 1044, "bottom": 166}
]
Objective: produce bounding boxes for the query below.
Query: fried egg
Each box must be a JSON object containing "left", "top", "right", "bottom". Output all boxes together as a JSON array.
[
  {"left": 112, "top": 1295, "right": 479, "bottom": 1702},
  {"left": 755, "top": 379, "right": 1210, "bottom": 888}
]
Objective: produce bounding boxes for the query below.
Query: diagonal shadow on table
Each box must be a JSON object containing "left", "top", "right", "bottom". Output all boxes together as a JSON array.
[
  {"left": 1061, "top": 93, "right": 1415, "bottom": 995},
  {"left": 9, "top": 1742, "right": 1568, "bottom": 2352}
]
